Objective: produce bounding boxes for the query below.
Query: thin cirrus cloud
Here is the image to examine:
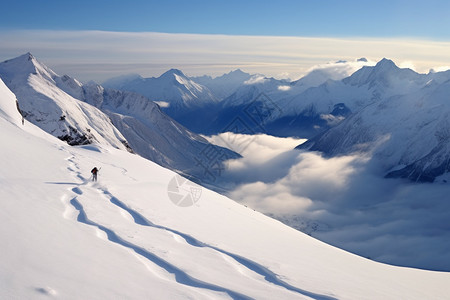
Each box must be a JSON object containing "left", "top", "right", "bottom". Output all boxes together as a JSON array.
[{"left": 1, "top": 30, "right": 450, "bottom": 82}]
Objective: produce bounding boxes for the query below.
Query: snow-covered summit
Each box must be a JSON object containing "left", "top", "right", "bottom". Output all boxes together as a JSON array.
[
  {"left": 0, "top": 52, "right": 57, "bottom": 84},
  {"left": 160, "top": 68, "right": 186, "bottom": 79}
]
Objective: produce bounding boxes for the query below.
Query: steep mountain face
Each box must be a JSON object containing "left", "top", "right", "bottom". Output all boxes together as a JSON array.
[
  {"left": 0, "top": 53, "right": 128, "bottom": 149},
  {"left": 298, "top": 61, "right": 450, "bottom": 182}
]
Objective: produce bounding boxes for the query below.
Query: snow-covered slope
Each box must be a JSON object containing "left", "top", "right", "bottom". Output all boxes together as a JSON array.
[
  {"left": 0, "top": 53, "right": 128, "bottom": 148},
  {"left": 103, "top": 69, "right": 218, "bottom": 109},
  {"left": 1, "top": 89, "right": 450, "bottom": 300}
]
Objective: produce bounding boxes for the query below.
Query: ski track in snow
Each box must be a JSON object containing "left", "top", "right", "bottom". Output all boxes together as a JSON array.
[
  {"left": 61, "top": 152, "right": 335, "bottom": 300},
  {"left": 63, "top": 155, "right": 249, "bottom": 299},
  {"left": 101, "top": 189, "right": 336, "bottom": 300},
  {"left": 69, "top": 198, "right": 251, "bottom": 300}
]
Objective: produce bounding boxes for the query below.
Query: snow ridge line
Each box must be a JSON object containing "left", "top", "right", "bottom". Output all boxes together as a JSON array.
[
  {"left": 68, "top": 196, "right": 253, "bottom": 300},
  {"left": 102, "top": 189, "right": 337, "bottom": 300}
]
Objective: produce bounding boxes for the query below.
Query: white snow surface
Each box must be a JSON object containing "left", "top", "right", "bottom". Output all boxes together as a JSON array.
[{"left": 1, "top": 77, "right": 450, "bottom": 300}]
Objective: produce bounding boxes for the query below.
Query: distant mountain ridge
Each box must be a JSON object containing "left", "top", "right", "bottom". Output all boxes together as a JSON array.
[{"left": 103, "top": 62, "right": 369, "bottom": 137}]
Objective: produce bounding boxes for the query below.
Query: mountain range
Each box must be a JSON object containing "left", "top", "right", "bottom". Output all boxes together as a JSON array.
[
  {"left": 2, "top": 69, "right": 450, "bottom": 299},
  {"left": 104, "top": 57, "right": 450, "bottom": 182},
  {"left": 0, "top": 53, "right": 239, "bottom": 184},
  {"left": 298, "top": 59, "right": 450, "bottom": 182},
  {"left": 2, "top": 51, "right": 450, "bottom": 289}
]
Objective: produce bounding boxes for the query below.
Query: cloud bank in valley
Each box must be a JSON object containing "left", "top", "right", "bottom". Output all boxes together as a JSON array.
[{"left": 208, "top": 133, "right": 450, "bottom": 271}]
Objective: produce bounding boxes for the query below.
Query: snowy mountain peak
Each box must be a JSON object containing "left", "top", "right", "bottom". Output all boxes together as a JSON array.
[
  {"left": 0, "top": 52, "right": 57, "bottom": 84},
  {"left": 227, "top": 69, "right": 247, "bottom": 76},
  {"left": 19, "top": 52, "right": 35, "bottom": 62},
  {"left": 375, "top": 58, "right": 397, "bottom": 70},
  {"left": 10, "top": 52, "right": 41, "bottom": 68},
  {"left": 161, "top": 68, "right": 186, "bottom": 79},
  {"left": 15, "top": 52, "right": 35, "bottom": 63}
]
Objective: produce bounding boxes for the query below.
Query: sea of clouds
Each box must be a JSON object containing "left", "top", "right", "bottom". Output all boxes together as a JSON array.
[{"left": 206, "top": 133, "right": 450, "bottom": 271}]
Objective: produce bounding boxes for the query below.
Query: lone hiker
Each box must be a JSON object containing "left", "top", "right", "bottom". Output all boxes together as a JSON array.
[{"left": 91, "top": 167, "right": 98, "bottom": 182}]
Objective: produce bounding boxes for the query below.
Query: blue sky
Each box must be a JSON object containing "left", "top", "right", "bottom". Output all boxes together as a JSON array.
[
  {"left": 1, "top": 1, "right": 450, "bottom": 81},
  {"left": 2, "top": 0, "right": 450, "bottom": 38}
]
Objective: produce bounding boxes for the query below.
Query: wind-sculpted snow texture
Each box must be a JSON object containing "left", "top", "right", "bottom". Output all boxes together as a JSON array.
[{"left": 1, "top": 89, "right": 450, "bottom": 299}]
